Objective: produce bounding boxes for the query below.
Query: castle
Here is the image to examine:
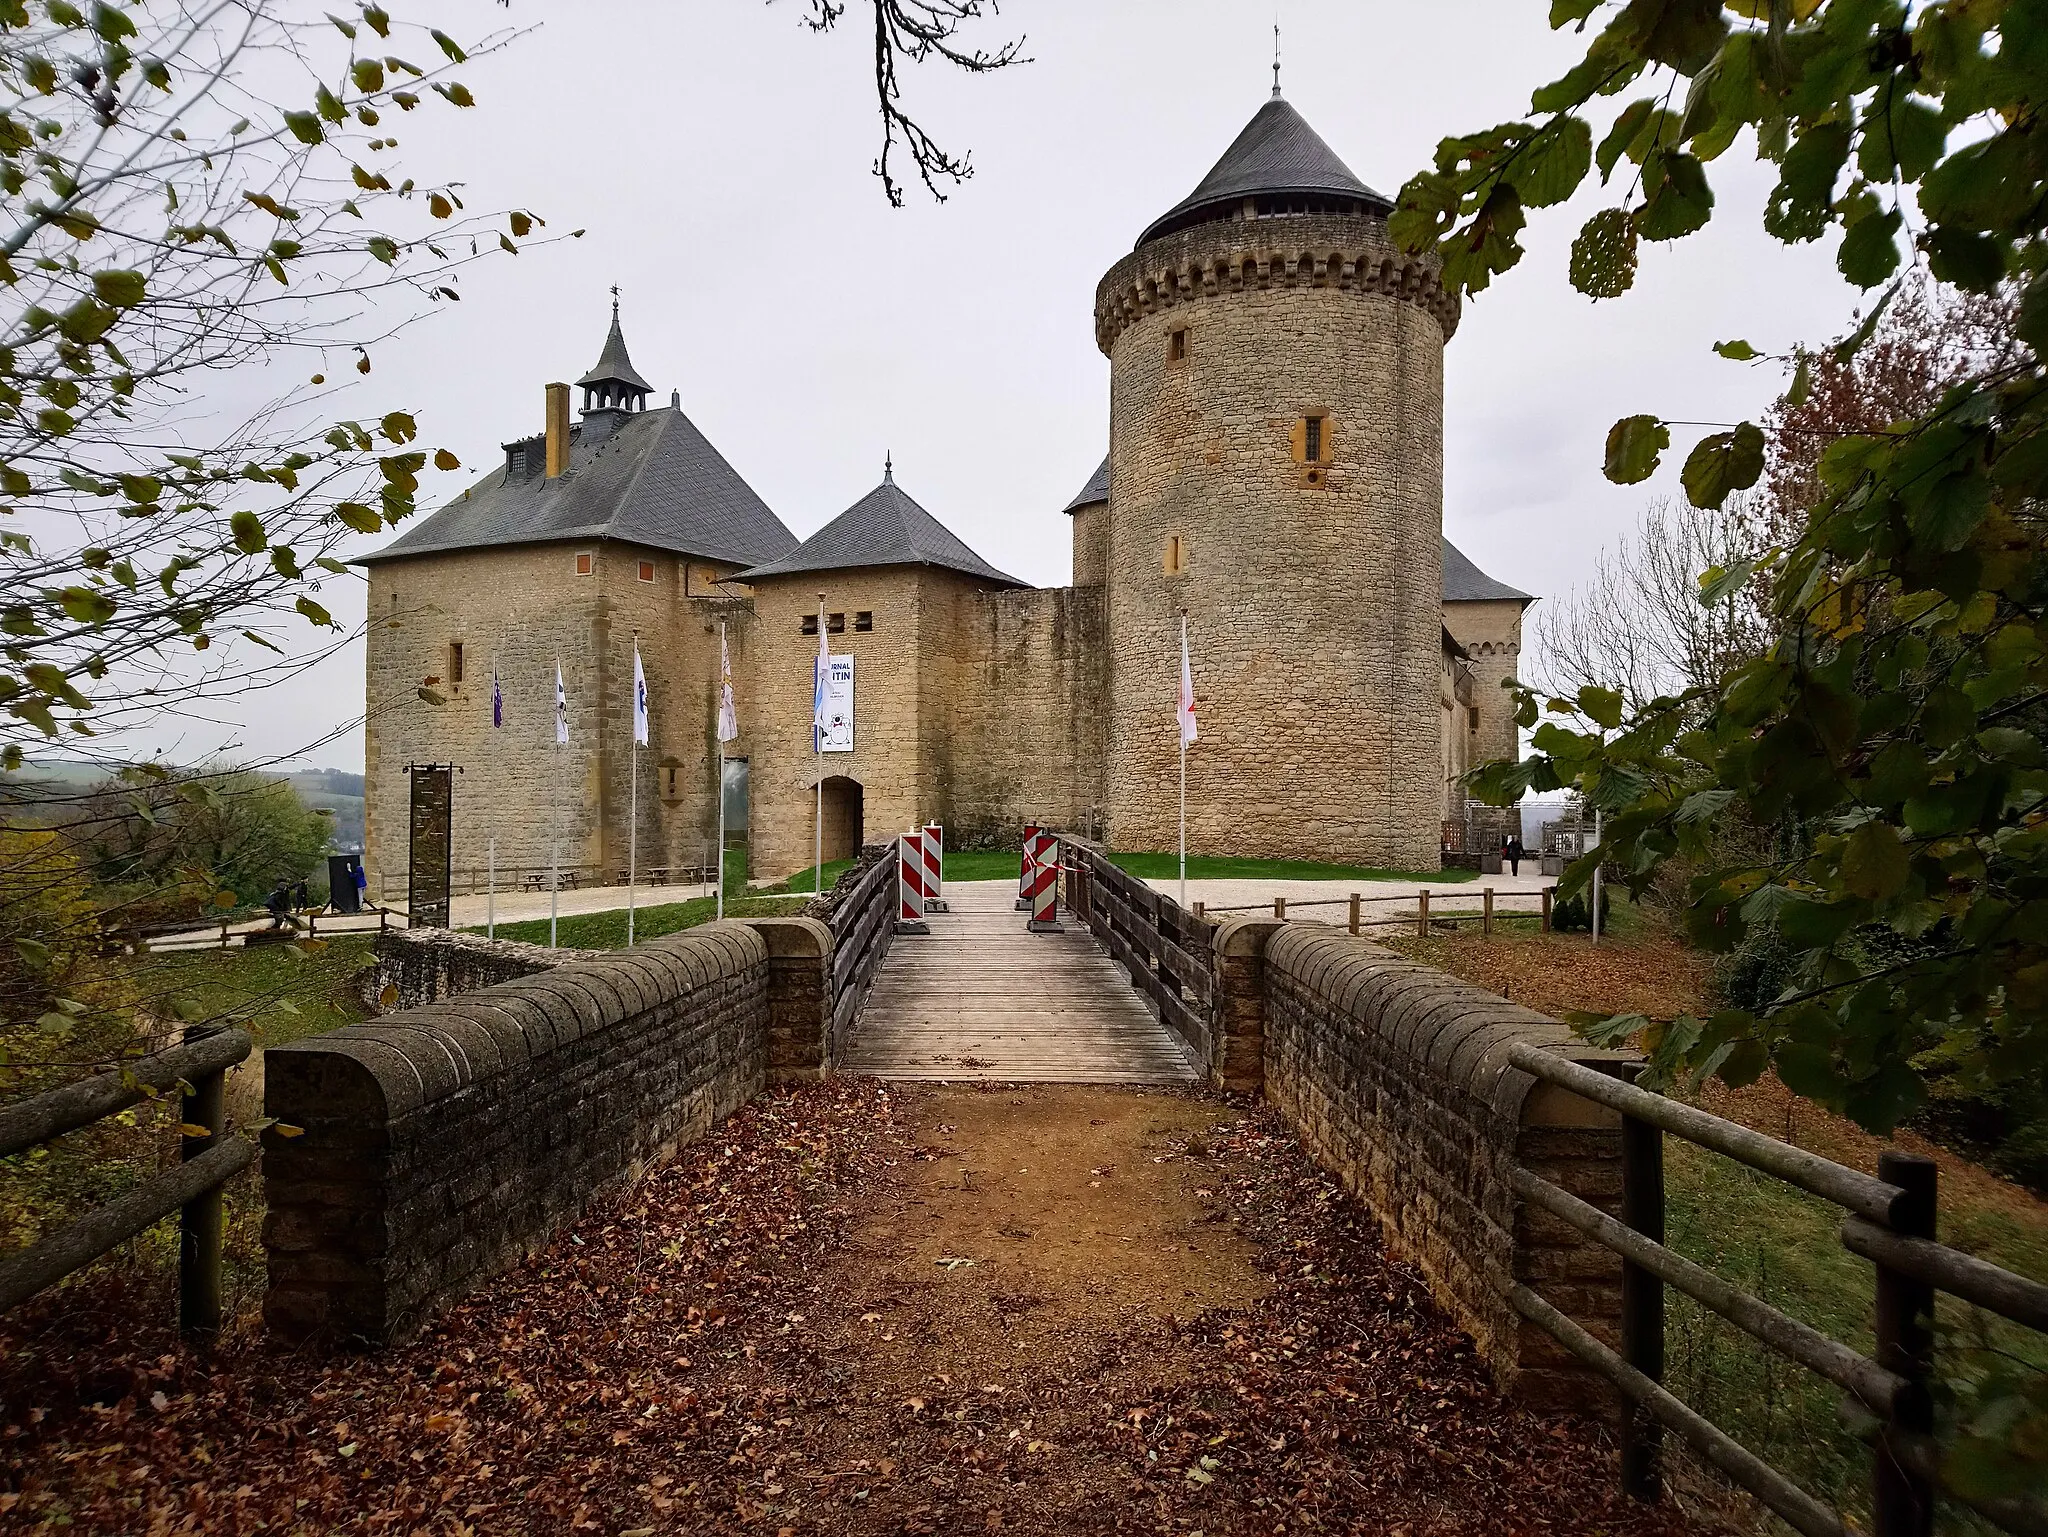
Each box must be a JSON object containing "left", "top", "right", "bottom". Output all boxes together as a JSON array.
[{"left": 360, "top": 90, "right": 1530, "bottom": 889}]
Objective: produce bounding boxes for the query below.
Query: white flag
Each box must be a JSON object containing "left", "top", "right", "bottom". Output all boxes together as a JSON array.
[
  {"left": 1177, "top": 617, "right": 1198, "bottom": 746},
  {"left": 632, "top": 644, "right": 650, "bottom": 746},
  {"left": 554, "top": 662, "right": 568, "bottom": 745},
  {"left": 812, "top": 607, "right": 829, "bottom": 751},
  {"left": 717, "top": 628, "right": 738, "bottom": 743}
]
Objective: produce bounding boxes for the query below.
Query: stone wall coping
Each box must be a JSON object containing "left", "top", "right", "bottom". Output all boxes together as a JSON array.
[
  {"left": 743, "top": 915, "right": 833, "bottom": 959},
  {"left": 1263, "top": 923, "right": 1636, "bottom": 1127},
  {"left": 270, "top": 925, "right": 771, "bottom": 1122},
  {"left": 1212, "top": 915, "right": 1287, "bottom": 958}
]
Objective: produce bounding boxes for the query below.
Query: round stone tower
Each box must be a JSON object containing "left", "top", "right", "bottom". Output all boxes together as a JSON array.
[{"left": 1094, "top": 89, "right": 1459, "bottom": 869}]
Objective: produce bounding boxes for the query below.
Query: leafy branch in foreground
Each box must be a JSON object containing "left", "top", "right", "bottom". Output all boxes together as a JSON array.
[{"left": 0, "top": 0, "right": 569, "bottom": 761}]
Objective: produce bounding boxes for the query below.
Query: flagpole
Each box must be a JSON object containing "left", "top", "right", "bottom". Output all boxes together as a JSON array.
[
  {"left": 815, "top": 593, "right": 825, "bottom": 898},
  {"left": 627, "top": 632, "right": 640, "bottom": 948},
  {"left": 551, "top": 658, "right": 562, "bottom": 949},
  {"left": 487, "top": 835, "right": 495, "bottom": 940},
  {"left": 1179, "top": 610, "right": 1188, "bottom": 910},
  {"left": 716, "top": 619, "right": 728, "bottom": 920}
]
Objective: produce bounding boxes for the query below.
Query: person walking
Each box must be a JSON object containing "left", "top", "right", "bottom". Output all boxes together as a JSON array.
[{"left": 1506, "top": 835, "right": 1524, "bottom": 877}]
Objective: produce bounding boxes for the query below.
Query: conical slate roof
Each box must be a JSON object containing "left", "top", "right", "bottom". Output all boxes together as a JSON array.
[
  {"left": 1062, "top": 456, "right": 1109, "bottom": 513},
  {"left": 577, "top": 310, "right": 652, "bottom": 395},
  {"left": 738, "top": 470, "right": 1022, "bottom": 587},
  {"left": 1442, "top": 536, "right": 1533, "bottom": 603},
  {"left": 359, "top": 404, "right": 798, "bottom": 568},
  {"left": 1138, "top": 94, "right": 1390, "bottom": 247}
]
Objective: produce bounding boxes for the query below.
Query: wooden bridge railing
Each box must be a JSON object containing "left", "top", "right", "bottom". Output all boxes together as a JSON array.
[
  {"left": 1059, "top": 838, "right": 1215, "bottom": 1064},
  {"left": 824, "top": 842, "right": 899, "bottom": 1049},
  {"left": 0, "top": 1024, "right": 254, "bottom": 1336}
]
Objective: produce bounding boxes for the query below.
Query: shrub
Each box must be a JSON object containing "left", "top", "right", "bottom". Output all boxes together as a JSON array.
[{"left": 1551, "top": 885, "right": 1611, "bottom": 933}]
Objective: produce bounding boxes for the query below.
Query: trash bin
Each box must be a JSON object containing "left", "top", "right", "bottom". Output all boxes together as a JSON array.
[{"left": 328, "top": 852, "right": 364, "bottom": 914}]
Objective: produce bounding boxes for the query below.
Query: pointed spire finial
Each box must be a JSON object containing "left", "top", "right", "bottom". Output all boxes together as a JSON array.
[
  {"left": 884, "top": 451, "right": 894, "bottom": 485},
  {"left": 1272, "top": 21, "right": 1282, "bottom": 98},
  {"left": 610, "top": 284, "right": 620, "bottom": 322}
]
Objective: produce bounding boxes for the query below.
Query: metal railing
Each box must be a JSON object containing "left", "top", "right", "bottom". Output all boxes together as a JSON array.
[
  {"left": 0, "top": 1025, "right": 256, "bottom": 1335},
  {"left": 1508, "top": 1043, "right": 2048, "bottom": 1537}
]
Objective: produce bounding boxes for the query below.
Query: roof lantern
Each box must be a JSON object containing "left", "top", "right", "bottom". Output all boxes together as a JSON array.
[
  {"left": 1136, "top": 93, "right": 1392, "bottom": 249},
  {"left": 576, "top": 288, "right": 654, "bottom": 416}
]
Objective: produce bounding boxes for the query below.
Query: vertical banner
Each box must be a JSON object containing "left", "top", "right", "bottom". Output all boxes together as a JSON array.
[
  {"left": 818, "top": 654, "right": 855, "bottom": 753},
  {"left": 406, "top": 763, "right": 455, "bottom": 930}
]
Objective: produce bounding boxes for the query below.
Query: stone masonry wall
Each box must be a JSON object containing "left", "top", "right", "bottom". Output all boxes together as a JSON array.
[
  {"left": 262, "top": 922, "right": 773, "bottom": 1345},
  {"left": 356, "top": 927, "right": 599, "bottom": 1013},
  {"left": 1443, "top": 596, "right": 1526, "bottom": 788},
  {"left": 1211, "top": 919, "right": 1628, "bottom": 1409},
  {"left": 944, "top": 584, "right": 1109, "bottom": 846},
  {"left": 1098, "top": 214, "right": 1453, "bottom": 869}
]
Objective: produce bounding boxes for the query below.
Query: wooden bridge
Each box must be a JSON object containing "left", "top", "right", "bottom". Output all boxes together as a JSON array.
[{"left": 838, "top": 879, "right": 1198, "bottom": 1083}]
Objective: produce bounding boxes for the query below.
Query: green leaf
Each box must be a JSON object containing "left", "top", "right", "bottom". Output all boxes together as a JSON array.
[
  {"left": 282, "top": 111, "right": 323, "bottom": 146},
  {"left": 57, "top": 586, "right": 115, "bottom": 623},
  {"left": 90, "top": 268, "right": 145, "bottom": 307},
  {"left": 1623, "top": 0, "right": 1727, "bottom": 73},
  {"left": 1569, "top": 206, "right": 1639, "bottom": 298},
  {"left": 351, "top": 58, "right": 385, "bottom": 94},
  {"left": 1712, "top": 339, "right": 1758, "bottom": 361},
  {"left": 1596, "top": 100, "right": 1656, "bottom": 181},
  {"left": 1697, "top": 557, "right": 1757, "bottom": 609},
  {"left": 333, "top": 502, "right": 381, "bottom": 534},
  {"left": 1764, "top": 122, "right": 1850, "bottom": 243},
  {"left": 1838, "top": 205, "right": 1903, "bottom": 287},
  {"left": 1577, "top": 685, "right": 1624, "bottom": 730},
  {"left": 1839, "top": 820, "right": 1909, "bottom": 901},
  {"left": 1923, "top": 227, "right": 2006, "bottom": 292},
  {"left": 1831, "top": 280, "right": 1901, "bottom": 363},
  {"left": 1604, "top": 415, "right": 1669, "bottom": 485},
  {"left": 430, "top": 28, "right": 467, "bottom": 62},
  {"left": 1636, "top": 151, "right": 1713, "bottom": 241},
  {"left": 1856, "top": 95, "right": 1946, "bottom": 184},
  {"left": 295, "top": 596, "right": 333, "bottom": 626},
  {"left": 1512, "top": 116, "right": 1592, "bottom": 208},
  {"left": 229, "top": 510, "right": 266, "bottom": 553},
  {"left": 1680, "top": 422, "right": 1766, "bottom": 508},
  {"left": 1785, "top": 354, "right": 1813, "bottom": 408}
]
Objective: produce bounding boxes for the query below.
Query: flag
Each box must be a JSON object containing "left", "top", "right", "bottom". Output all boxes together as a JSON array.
[
  {"left": 717, "top": 628, "right": 738, "bottom": 744},
  {"left": 491, "top": 671, "right": 503, "bottom": 729},
  {"left": 554, "top": 662, "right": 568, "bottom": 745},
  {"left": 1177, "top": 617, "right": 1198, "bottom": 745},
  {"left": 632, "top": 645, "right": 650, "bottom": 746},
  {"left": 812, "top": 609, "right": 829, "bottom": 752}
]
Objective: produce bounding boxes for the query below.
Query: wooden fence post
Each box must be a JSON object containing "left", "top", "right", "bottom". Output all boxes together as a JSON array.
[
  {"left": 1483, "top": 887, "right": 1494, "bottom": 938},
  {"left": 1873, "top": 1151, "right": 1937, "bottom": 1537},
  {"left": 1621, "top": 1098, "right": 1666, "bottom": 1501},
  {"left": 1273, "top": 897, "right": 1286, "bottom": 921},
  {"left": 1417, "top": 889, "right": 1430, "bottom": 938},
  {"left": 178, "top": 1027, "right": 228, "bottom": 1339},
  {"left": 1193, "top": 901, "right": 1204, "bottom": 920},
  {"left": 1541, "top": 886, "right": 1554, "bottom": 933},
  {"left": 1348, "top": 892, "right": 1361, "bottom": 935}
]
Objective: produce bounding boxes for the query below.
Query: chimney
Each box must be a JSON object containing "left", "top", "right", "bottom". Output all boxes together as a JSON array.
[{"left": 545, "top": 382, "right": 571, "bottom": 479}]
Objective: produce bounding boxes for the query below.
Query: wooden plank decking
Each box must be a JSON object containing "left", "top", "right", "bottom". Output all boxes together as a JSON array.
[{"left": 839, "top": 880, "right": 1199, "bottom": 1083}]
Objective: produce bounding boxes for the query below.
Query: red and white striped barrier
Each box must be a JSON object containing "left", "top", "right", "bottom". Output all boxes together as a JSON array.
[
  {"left": 1025, "top": 831, "right": 1063, "bottom": 933},
  {"left": 1015, "top": 822, "right": 1040, "bottom": 911},
  {"left": 921, "top": 821, "right": 946, "bottom": 913},
  {"left": 895, "top": 830, "right": 930, "bottom": 934}
]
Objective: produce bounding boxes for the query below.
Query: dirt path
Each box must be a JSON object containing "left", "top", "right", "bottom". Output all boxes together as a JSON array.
[{"left": 0, "top": 1082, "right": 1694, "bottom": 1536}]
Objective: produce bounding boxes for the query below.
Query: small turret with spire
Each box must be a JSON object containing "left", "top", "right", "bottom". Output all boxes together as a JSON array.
[{"left": 577, "top": 287, "right": 654, "bottom": 418}]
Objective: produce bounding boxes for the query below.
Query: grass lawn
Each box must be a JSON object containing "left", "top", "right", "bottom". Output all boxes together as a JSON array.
[
  {"left": 483, "top": 893, "right": 812, "bottom": 949},
  {"left": 126, "top": 933, "right": 377, "bottom": 1049},
  {"left": 1108, "top": 851, "right": 1477, "bottom": 884}
]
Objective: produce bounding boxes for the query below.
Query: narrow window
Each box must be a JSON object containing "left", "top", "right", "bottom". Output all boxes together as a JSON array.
[
  {"left": 801, "top": 614, "right": 818, "bottom": 636},
  {"left": 828, "top": 612, "right": 846, "bottom": 634},
  {"left": 1468, "top": 706, "right": 1480, "bottom": 732},
  {"left": 1303, "top": 415, "right": 1323, "bottom": 464},
  {"left": 448, "top": 641, "right": 464, "bottom": 685},
  {"left": 575, "top": 551, "right": 593, "bottom": 576},
  {"left": 854, "top": 611, "right": 874, "bottom": 632},
  {"left": 1169, "top": 328, "right": 1187, "bottom": 363},
  {"left": 1163, "top": 534, "right": 1188, "bottom": 576},
  {"left": 638, "top": 559, "right": 655, "bottom": 583},
  {"left": 665, "top": 765, "right": 679, "bottom": 798}
]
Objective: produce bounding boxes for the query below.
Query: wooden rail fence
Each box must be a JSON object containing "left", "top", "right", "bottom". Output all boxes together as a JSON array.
[
  {"left": 0, "top": 1025, "right": 255, "bottom": 1336},
  {"left": 1060, "top": 840, "right": 1215, "bottom": 1062},
  {"left": 824, "top": 844, "right": 899, "bottom": 1051}
]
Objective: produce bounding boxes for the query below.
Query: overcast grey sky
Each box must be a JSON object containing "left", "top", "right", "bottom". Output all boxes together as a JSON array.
[{"left": 160, "top": 0, "right": 1871, "bottom": 771}]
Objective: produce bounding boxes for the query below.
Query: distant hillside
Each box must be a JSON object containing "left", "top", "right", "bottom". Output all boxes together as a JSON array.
[{"left": 10, "top": 761, "right": 365, "bottom": 853}]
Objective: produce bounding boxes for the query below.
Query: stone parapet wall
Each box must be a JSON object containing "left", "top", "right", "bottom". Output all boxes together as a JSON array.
[
  {"left": 1191, "top": 919, "right": 1628, "bottom": 1408},
  {"left": 356, "top": 927, "right": 599, "bottom": 1012},
  {"left": 263, "top": 921, "right": 778, "bottom": 1346}
]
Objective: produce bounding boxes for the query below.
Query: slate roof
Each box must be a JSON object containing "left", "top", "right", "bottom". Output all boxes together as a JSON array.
[
  {"left": 1442, "top": 536, "right": 1533, "bottom": 603},
  {"left": 1062, "top": 456, "right": 1109, "bottom": 513},
  {"left": 737, "top": 472, "right": 1022, "bottom": 587},
  {"left": 577, "top": 311, "right": 652, "bottom": 395},
  {"left": 1138, "top": 94, "right": 1391, "bottom": 247},
  {"left": 358, "top": 404, "right": 799, "bottom": 567}
]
